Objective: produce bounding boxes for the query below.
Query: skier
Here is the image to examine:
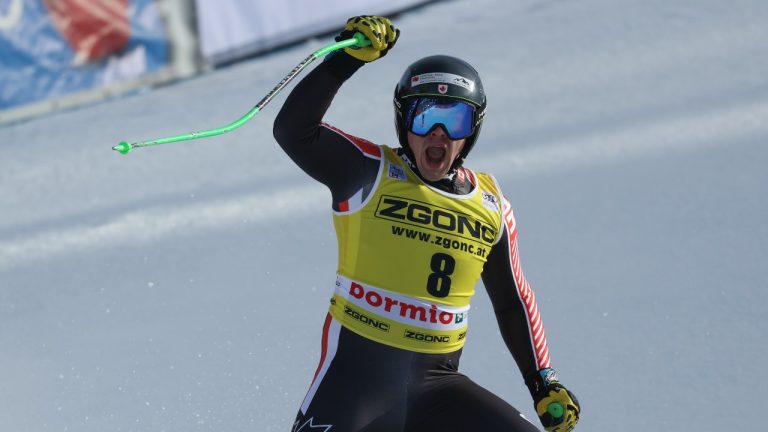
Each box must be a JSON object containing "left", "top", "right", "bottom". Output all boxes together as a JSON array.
[{"left": 273, "top": 16, "right": 580, "bottom": 432}]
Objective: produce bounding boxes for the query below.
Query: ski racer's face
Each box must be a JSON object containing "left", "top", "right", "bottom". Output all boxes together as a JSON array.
[{"left": 407, "top": 128, "right": 466, "bottom": 182}]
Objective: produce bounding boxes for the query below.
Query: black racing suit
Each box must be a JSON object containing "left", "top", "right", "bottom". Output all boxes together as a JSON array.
[{"left": 273, "top": 52, "right": 550, "bottom": 432}]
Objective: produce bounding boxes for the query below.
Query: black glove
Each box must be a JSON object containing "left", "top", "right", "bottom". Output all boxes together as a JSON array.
[
  {"left": 335, "top": 16, "right": 400, "bottom": 62},
  {"left": 526, "top": 368, "right": 580, "bottom": 431}
]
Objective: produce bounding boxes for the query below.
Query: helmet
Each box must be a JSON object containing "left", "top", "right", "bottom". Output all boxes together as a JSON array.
[{"left": 393, "top": 55, "right": 487, "bottom": 166}]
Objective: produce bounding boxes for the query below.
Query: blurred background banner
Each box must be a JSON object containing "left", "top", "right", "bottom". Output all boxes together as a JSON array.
[
  {"left": 0, "top": 0, "right": 431, "bottom": 124},
  {"left": 0, "top": 0, "right": 171, "bottom": 120},
  {"left": 194, "top": 0, "right": 431, "bottom": 66}
]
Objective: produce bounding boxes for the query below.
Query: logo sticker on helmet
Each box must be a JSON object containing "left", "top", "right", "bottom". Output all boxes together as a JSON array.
[
  {"left": 410, "top": 72, "right": 475, "bottom": 91},
  {"left": 438, "top": 84, "right": 448, "bottom": 94}
]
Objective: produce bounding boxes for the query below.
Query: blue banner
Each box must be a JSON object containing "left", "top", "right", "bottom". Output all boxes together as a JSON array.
[{"left": 0, "top": 0, "right": 169, "bottom": 110}]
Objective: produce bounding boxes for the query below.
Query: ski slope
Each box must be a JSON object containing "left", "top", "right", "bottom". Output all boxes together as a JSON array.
[{"left": 1, "top": 0, "right": 767, "bottom": 430}]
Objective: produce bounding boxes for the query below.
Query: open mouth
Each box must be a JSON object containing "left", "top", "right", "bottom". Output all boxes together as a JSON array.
[{"left": 425, "top": 146, "right": 447, "bottom": 166}]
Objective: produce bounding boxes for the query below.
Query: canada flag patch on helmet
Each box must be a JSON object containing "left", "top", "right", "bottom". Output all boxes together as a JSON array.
[{"left": 410, "top": 72, "right": 475, "bottom": 91}]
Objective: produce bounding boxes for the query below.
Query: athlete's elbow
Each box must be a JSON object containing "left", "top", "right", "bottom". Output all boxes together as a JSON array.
[{"left": 272, "top": 110, "right": 291, "bottom": 144}]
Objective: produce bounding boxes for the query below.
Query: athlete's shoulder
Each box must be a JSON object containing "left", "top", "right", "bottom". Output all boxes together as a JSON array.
[
  {"left": 466, "top": 170, "right": 512, "bottom": 244},
  {"left": 320, "top": 122, "right": 382, "bottom": 159},
  {"left": 464, "top": 169, "right": 503, "bottom": 199}
]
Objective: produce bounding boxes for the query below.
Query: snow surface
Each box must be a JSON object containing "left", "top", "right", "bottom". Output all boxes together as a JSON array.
[{"left": 2, "top": 0, "right": 767, "bottom": 430}]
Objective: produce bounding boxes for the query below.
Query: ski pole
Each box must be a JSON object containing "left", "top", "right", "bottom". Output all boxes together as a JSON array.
[{"left": 112, "top": 32, "right": 370, "bottom": 155}]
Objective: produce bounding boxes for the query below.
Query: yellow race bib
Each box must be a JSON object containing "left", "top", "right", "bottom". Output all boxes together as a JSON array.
[{"left": 329, "top": 145, "right": 503, "bottom": 353}]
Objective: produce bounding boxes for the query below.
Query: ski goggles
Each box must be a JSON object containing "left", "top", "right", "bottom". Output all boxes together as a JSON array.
[{"left": 406, "top": 97, "right": 476, "bottom": 140}]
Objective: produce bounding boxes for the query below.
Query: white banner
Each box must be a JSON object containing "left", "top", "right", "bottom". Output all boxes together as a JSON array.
[{"left": 194, "top": 0, "right": 431, "bottom": 65}]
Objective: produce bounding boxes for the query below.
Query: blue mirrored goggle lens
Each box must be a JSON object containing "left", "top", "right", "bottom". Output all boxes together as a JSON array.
[{"left": 408, "top": 98, "right": 475, "bottom": 140}]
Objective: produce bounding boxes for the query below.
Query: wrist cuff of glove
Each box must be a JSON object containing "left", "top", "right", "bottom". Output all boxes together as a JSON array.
[
  {"left": 323, "top": 50, "right": 366, "bottom": 81},
  {"left": 525, "top": 368, "right": 560, "bottom": 398}
]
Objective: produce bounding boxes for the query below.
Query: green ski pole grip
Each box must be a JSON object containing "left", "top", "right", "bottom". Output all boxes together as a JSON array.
[
  {"left": 354, "top": 32, "right": 372, "bottom": 47},
  {"left": 311, "top": 32, "right": 370, "bottom": 57},
  {"left": 547, "top": 402, "right": 565, "bottom": 419}
]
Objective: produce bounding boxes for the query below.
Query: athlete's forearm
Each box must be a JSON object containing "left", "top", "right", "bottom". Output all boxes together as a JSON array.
[
  {"left": 482, "top": 223, "right": 552, "bottom": 379},
  {"left": 273, "top": 52, "right": 377, "bottom": 199},
  {"left": 274, "top": 52, "right": 361, "bottom": 143}
]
